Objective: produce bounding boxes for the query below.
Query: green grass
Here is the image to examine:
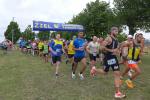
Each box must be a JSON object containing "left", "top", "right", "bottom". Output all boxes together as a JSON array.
[{"left": 0, "top": 50, "right": 150, "bottom": 100}]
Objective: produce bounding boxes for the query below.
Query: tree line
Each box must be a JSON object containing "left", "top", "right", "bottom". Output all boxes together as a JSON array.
[{"left": 4, "top": 0, "right": 150, "bottom": 43}]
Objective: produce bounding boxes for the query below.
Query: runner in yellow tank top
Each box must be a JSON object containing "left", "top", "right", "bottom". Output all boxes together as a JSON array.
[
  {"left": 66, "top": 36, "right": 76, "bottom": 64},
  {"left": 121, "top": 33, "right": 143, "bottom": 88},
  {"left": 38, "top": 40, "right": 44, "bottom": 57},
  {"left": 68, "top": 40, "right": 75, "bottom": 55}
]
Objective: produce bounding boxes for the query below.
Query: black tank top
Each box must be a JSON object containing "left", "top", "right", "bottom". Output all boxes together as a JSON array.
[{"left": 105, "top": 36, "right": 118, "bottom": 56}]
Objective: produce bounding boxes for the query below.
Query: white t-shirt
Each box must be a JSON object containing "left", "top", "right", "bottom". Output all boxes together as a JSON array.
[{"left": 87, "top": 41, "right": 100, "bottom": 55}]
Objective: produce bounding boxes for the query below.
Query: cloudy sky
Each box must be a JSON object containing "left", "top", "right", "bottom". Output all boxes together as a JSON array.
[
  {"left": 0, "top": 0, "right": 149, "bottom": 42},
  {"left": 0, "top": 0, "right": 115, "bottom": 42}
]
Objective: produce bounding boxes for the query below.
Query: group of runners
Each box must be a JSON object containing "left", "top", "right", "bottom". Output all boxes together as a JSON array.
[
  {"left": 0, "top": 39, "right": 13, "bottom": 53},
  {"left": 17, "top": 26, "right": 145, "bottom": 99}
]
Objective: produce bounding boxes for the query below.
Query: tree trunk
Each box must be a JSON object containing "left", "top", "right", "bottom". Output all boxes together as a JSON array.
[{"left": 128, "top": 25, "right": 136, "bottom": 35}]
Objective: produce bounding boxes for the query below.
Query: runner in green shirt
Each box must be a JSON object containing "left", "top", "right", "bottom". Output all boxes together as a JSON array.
[{"left": 43, "top": 40, "right": 49, "bottom": 63}]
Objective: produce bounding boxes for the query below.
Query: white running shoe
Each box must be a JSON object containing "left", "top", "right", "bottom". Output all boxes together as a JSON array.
[
  {"left": 72, "top": 73, "right": 76, "bottom": 79},
  {"left": 114, "top": 92, "right": 126, "bottom": 98},
  {"left": 78, "top": 73, "right": 84, "bottom": 80}
]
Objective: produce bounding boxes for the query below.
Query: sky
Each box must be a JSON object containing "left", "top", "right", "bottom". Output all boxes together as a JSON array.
[{"left": 0, "top": 0, "right": 149, "bottom": 42}]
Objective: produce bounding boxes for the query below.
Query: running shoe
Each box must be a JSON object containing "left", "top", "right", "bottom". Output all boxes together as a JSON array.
[
  {"left": 125, "top": 79, "right": 135, "bottom": 88},
  {"left": 72, "top": 72, "right": 76, "bottom": 79},
  {"left": 114, "top": 92, "right": 126, "bottom": 98},
  {"left": 78, "top": 73, "right": 84, "bottom": 80},
  {"left": 55, "top": 73, "right": 59, "bottom": 78}
]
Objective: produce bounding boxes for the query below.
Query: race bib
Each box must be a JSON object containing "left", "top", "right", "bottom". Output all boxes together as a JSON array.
[
  {"left": 56, "top": 49, "right": 61, "bottom": 53},
  {"left": 128, "top": 60, "right": 136, "bottom": 64},
  {"left": 107, "top": 59, "right": 116, "bottom": 65},
  {"left": 79, "top": 47, "right": 84, "bottom": 51},
  {"left": 93, "top": 52, "right": 97, "bottom": 56}
]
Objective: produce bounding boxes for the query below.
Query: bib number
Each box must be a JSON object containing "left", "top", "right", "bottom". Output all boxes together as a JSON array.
[
  {"left": 93, "top": 52, "right": 97, "bottom": 56},
  {"left": 128, "top": 60, "right": 136, "bottom": 64},
  {"left": 56, "top": 49, "right": 60, "bottom": 53},
  {"left": 107, "top": 59, "right": 116, "bottom": 65}
]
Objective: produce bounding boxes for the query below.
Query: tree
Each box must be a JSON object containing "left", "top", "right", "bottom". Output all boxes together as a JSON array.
[
  {"left": 114, "top": 0, "right": 150, "bottom": 35},
  {"left": 22, "top": 25, "right": 35, "bottom": 40},
  {"left": 4, "top": 21, "right": 21, "bottom": 43},
  {"left": 69, "top": 0, "right": 115, "bottom": 37},
  {"left": 38, "top": 31, "right": 50, "bottom": 40},
  {"left": 61, "top": 32, "right": 77, "bottom": 40},
  {"left": 117, "top": 33, "right": 127, "bottom": 43}
]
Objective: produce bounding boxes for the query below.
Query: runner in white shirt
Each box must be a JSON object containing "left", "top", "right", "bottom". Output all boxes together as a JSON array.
[{"left": 86, "top": 36, "right": 100, "bottom": 70}]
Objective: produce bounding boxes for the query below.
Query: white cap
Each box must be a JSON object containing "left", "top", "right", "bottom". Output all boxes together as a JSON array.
[{"left": 127, "top": 35, "right": 133, "bottom": 38}]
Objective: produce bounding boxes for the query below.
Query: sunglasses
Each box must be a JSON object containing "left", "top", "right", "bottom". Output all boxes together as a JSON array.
[{"left": 128, "top": 37, "right": 133, "bottom": 39}]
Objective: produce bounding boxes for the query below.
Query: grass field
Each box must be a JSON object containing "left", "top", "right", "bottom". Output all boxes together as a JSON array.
[{"left": 0, "top": 50, "right": 150, "bottom": 100}]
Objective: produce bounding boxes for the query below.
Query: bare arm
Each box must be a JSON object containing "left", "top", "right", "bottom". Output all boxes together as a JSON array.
[
  {"left": 49, "top": 46, "right": 53, "bottom": 52},
  {"left": 86, "top": 42, "right": 91, "bottom": 53},
  {"left": 102, "top": 36, "right": 113, "bottom": 52},
  {"left": 141, "top": 38, "right": 145, "bottom": 54}
]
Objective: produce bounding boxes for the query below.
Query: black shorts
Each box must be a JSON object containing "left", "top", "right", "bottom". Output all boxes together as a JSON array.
[
  {"left": 34, "top": 48, "right": 39, "bottom": 51},
  {"left": 52, "top": 56, "right": 61, "bottom": 64},
  {"left": 89, "top": 54, "right": 97, "bottom": 61},
  {"left": 103, "top": 55, "right": 120, "bottom": 72},
  {"left": 97, "top": 54, "right": 100, "bottom": 58},
  {"left": 22, "top": 46, "right": 26, "bottom": 48},
  {"left": 74, "top": 56, "right": 85, "bottom": 63},
  {"left": 27, "top": 47, "right": 31, "bottom": 49},
  {"left": 68, "top": 54, "right": 74, "bottom": 58},
  {"left": 39, "top": 49, "right": 43, "bottom": 52},
  {"left": 43, "top": 53, "right": 48, "bottom": 56}
]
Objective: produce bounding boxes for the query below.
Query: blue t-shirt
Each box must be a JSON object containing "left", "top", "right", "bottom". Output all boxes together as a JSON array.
[
  {"left": 49, "top": 39, "right": 63, "bottom": 57},
  {"left": 73, "top": 38, "right": 86, "bottom": 58},
  {"left": 20, "top": 40, "right": 26, "bottom": 47}
]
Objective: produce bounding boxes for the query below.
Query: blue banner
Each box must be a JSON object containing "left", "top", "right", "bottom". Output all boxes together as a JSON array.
[{"left": 33, "top": 21, "right": 84, "bottom": 32}]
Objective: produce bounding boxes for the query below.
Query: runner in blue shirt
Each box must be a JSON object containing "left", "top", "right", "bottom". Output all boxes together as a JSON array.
[
  {"left": 49, "top": 34, "right": 65, "bottom": 77},
  {"left": 72, "top": 32, "right": 87, "bottom": 80}
]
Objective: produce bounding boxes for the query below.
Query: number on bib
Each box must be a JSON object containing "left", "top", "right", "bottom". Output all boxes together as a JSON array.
[
  {"left": 56, "top": 49, "right": 60, "bottom": 52},
  {"left": 107, "top": 59, "right": 116, "bottom": 65},
  {"left": 128, "top": 60, "right": 136, "bottom": 64},
  {"left": 93, "top": 53, "right": 97, "bottom": 56}
]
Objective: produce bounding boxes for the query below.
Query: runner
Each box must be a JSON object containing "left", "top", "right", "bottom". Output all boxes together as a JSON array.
[
  {"left": 90, "top": 27, "right": 126, "bottom": 98},
  {"left": 38, "top": 40, "right": 44, "bottom": 57},
  {"left": 31, "top": 40, "right": 38, "bottom": 56},
  {"left": 121, "top": 33, "right": 143, "bottom": 88},
  {"left": 134, "top": 33, "right": 145, "bottom": 54},
  {"left": 49, "top": 34, "right": 65, "bottom": 77},
  {"left": 26, "top": 40, "right": 32, "bottom": 54},
  {"left": 66, "top": 35, "right": 76, "bottom": 64},
  {"left": 72, "top": 32, "right": 87, "bottom": 80},
  {"left": 19, "top": 38, "right": 26, "bottom": 52},
  {"left": 86, "top": 36, "right": 100, "bottom": 71},
  {"left": 119, "top": 35, "right": 134, "bottom": 77},
  {"left": 43, "top": 40, "right": 49, "bottom": 63},
  {"left": 1, "top": 39, "right": 9, "bottom": 54},
  {"left": 98, "top": 37, "right": 104, "bottom": 64}
]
